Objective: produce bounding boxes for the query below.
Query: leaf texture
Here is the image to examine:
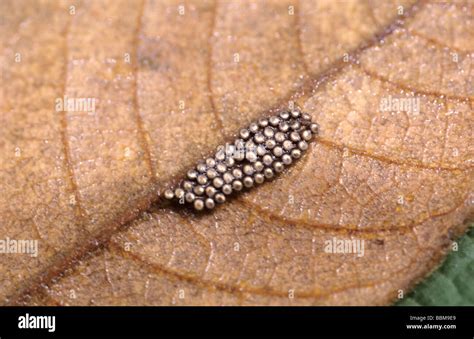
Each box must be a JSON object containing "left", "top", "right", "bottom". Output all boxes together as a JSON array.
[
  {"left": 398, "top": 224, "right": 474, "bottom": 306},
  {"left": 0, "top": 0, "right": 473, "bottom": 305}
]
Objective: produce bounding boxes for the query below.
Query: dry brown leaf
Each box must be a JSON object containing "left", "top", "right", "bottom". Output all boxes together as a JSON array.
[{"left": 0, "top": 0, "right": 473, "bottom": 305}]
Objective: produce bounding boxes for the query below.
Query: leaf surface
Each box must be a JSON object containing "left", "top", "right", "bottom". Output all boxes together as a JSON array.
[
  {"left": 398, "top": 224, "right": 474, "bottom": 306},
  {"left": 0, "top": 0, "right": 472, "bottom": 305}
]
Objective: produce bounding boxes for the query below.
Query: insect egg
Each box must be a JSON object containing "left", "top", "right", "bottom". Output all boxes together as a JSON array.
[{"left": 166, "top": 108, "right": 318, "bottom": 210}]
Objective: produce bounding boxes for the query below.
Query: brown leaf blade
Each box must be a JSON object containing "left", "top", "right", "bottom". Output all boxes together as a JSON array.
[{"left": 0, "top": 0, "right": 472, "bottom": 305}]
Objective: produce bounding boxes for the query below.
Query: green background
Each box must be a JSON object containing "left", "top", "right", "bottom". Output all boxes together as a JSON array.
[{"left": 397, "top": 225, "right": 474, "bottom": 306}]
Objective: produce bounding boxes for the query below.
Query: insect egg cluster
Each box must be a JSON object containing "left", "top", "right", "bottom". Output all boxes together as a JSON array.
[{"left": 163, "top": 108, "right": 319, "bottom": 211}]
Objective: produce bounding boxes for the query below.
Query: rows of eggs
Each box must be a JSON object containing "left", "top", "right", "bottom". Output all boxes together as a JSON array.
[{"left": 164, "top": 109, "right": 318, "bottom": 210}]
